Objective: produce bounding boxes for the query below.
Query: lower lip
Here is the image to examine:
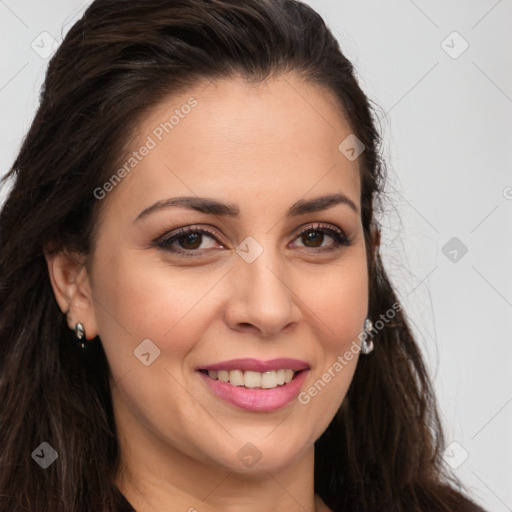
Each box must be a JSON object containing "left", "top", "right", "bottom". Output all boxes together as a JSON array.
[{"left": 197, "top": 370, "right": 309, "bottom": 412}]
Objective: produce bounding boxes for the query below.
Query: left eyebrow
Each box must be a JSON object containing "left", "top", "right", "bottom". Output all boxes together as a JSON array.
[{"left": 133, "top": 192, "right": 358, "bottom": 223}]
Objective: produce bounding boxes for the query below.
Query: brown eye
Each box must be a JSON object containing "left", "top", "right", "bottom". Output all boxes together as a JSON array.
[
  {"left": 292, "top": 224, "right": 350, "bottom": 251},
  {"left": 155, "top": 227, "right": 223, "bottom": 254},
  {"left": 301, "top": 230, "right": 326, "bottom": 248},
  {"left": 178, "top": 232, "right": 202, "bottom": 250}
]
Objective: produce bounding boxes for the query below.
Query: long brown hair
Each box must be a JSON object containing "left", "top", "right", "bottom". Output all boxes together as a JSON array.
[{"left": 0, "top": 1, "right": 484, "bottom": 510}]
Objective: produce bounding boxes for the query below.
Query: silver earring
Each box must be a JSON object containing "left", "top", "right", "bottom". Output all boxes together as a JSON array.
[
  {"left": 74, "top": 322, "right": 86, "bottom": 349},
  {"left": 360, "top": 318, "right": 374, "bottom": 355}
]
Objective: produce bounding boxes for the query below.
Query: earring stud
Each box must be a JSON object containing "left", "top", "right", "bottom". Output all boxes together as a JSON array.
[
  {"left": 74, "top": 322, "right": 86, "bottom": 349},
  {"left": 361, "top": 318, "right": 374, "bottom": 354}
]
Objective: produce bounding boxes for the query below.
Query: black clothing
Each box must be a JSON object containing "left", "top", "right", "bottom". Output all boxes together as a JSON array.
[{"left": 114, "top": 486, "right": 136, "bottom": 512}]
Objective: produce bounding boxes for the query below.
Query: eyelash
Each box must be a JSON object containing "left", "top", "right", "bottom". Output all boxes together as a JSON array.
[{"left": 153, "top": 223, "right": 351, "bottom": 256}]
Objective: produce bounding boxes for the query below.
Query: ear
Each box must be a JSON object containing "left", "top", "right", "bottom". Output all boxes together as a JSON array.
[{"left": 44, "top": 248, "right": 99, "bottom": 340}]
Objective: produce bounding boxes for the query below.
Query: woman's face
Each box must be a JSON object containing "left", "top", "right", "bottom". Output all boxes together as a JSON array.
[{"left": 83, "top": 74, "right": 368, "bottom": 473}]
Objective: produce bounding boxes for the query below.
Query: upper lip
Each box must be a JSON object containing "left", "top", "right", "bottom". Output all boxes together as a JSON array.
[{"left": 197, "top": 358, "right": 310, "bottom": 372}]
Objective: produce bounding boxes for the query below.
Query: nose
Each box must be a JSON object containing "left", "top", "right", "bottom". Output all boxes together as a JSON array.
[{"left": 223, "top": 244, "right": 302, "bottom": 338}]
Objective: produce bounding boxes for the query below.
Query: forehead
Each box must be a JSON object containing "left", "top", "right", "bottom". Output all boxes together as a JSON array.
[{"left": 98, "top": 74, "right": 361, "bottom": 223}]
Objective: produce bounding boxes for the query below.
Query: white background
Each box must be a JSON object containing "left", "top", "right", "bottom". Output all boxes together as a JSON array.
[{"left": 1, "top": 1, "right": 511, "bottom": 510}]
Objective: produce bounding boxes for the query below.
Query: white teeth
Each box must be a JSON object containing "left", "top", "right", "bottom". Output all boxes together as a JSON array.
[
  {"left": 229, "top": 369, "right": 244, "bottom": 386},
  {"left": 205, "top": 369, "right": 299, "bottom": 389},
  {"left": 284, "top": 369, "right": 294, "bottom": 383},
  {"left": 261, "top": 371, "right": 276, "bottom": 389},
  {"left": 244, "top": 371, "right": 261, "bottom": 388},
  {"left": 217, "top": 370, "right": 229, "bottom": 383}
]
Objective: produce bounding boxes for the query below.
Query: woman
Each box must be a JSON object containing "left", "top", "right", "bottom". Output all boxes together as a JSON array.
[{"left": 0, "top": 0, "right": 487, "bottom": 511}]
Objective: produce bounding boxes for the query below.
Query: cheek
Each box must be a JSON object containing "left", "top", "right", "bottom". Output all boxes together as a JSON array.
[
  {"left": 92, "top": 253, "right": 223, "bottom": 445},
  {"left": 304, "top": 252, "right": 369, "bottom": 348},
  {"left": 90, "top": 251, "right": 224, "bottom": 371},
  {"left": 293, "top": 254, "right": 367, "bottom": 439}
]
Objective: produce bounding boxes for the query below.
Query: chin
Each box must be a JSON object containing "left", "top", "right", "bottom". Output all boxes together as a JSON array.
[{"left": 206, "top": 434, "right": 313, "bottom": 474}]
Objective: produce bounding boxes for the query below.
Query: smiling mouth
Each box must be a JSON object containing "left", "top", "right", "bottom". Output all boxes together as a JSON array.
[{"left": 197, "top": 368, "right": 305, "bottom": 389}]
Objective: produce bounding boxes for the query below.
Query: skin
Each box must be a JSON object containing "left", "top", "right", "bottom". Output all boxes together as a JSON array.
[{"left": 46, "top": 73, "right": 372, "bottom": 512}]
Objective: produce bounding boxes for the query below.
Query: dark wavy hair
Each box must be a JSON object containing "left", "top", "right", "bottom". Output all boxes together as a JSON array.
[{"left": 0, "top": 0, "right": 485, "bottom": 511}]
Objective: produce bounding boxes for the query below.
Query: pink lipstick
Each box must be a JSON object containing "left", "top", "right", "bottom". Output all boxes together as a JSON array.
[{"left": 196, "top": 358, "right": 310, "bottom": 412}]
